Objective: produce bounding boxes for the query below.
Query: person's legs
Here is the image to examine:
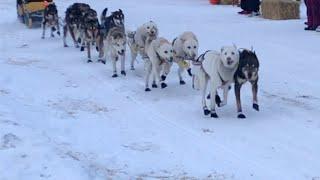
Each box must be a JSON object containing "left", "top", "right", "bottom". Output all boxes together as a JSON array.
[
  {"left": 305, "top": 0, "right": 315, "bottom": 30},
  {"left": 312, "top": 0, "right": 320, "bottom": 28}
]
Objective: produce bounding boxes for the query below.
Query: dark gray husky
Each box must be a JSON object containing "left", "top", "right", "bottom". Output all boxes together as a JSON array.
[{"left": 234, "top": 49, "right": 260, "bottom": 119}]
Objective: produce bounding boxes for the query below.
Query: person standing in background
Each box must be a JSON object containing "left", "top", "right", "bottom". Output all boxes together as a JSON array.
[
  {"left": 238, "top": 0, "right": 260, "bottom": 16},
  {"left": 305, "top": 0, "right": 320, "bottom": 31}
]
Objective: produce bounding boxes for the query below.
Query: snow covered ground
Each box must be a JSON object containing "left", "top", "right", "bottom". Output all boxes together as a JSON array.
[{"left": 1, "top": 0, "right": 320, "bottom": 179}]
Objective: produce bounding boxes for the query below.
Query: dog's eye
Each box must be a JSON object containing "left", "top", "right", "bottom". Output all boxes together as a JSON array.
[
  {"left": 232, "top": 52, "right": 235, "bottom": 55},
  {"left": 194, "top": 46, "right": 197, "bottom": 49},
  {"left": 164, "top": 51, "right": 168, "bottom": 54},
  {"left": 187, "top": 46, "right": 191, "bottom": 49},
  {"left": 170, "top": 50, "right": 173, "bottom": 53},
  {"left": 147, "top": 27, "right": 150, "bottom": 29}
]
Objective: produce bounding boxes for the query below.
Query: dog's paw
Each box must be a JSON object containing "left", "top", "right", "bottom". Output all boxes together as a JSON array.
[
  {"left": 75, "top": 45, "right": 80, "bottom": 48},
  {"left": 237, "top": 113, "right": 246, "bottom": 119},
  {"left": 95, "top": 46, "right": 99, "bottom": 52},
  {"left": 215, "top": 95, "right": 222, "bottom": 107},
  {"left": 180, "top": 80, "right": 186, "bottom": 85},
  {"left": 80, "top": 47, "right": 85, "bottom": 51},
  {"left": 218, "top": 102, "right": 226, "bottom": 107},
  {"left": 41, "top": 36, "right": 45, "bottom": 39},
  {"left": 77, "top": 38, "right": 81, "bottom": 44},
  {"left": 253, "top": 103, "right": 259, "bottom": 111},
  {"left": 87, "top": 59, "right": 93, "bottom": 63},
  {"left": 161, "top": 83, "right": 167, "bottom": 89},
  {"left": 145, "top": 88, "right": 151, "bottom": 92},
  {"left": 161, "top": 75, "right": 166, "bottom": 81},
  {"left": 51, "top": 34, "right": 55, "bottom": 38},
  {"left": 57, "top": 31, "right": 61, "bottom": 36},
  {"left": 203, "top": 108, "right": 210, "bottom": 116},
  {"left": 121, "top": 71, "right": 126, "bottom": 76},
  {"left": 130, "top": 66, "right": 135, "bottom": 70},
  {"left": 211, "top": 112, "right": 219, "bottom": 118},
  {"left": 112, "top": 74, "right": 118, "bottom": 78},
  {"left": 98, "top": 59, "right": 106, "bottom": 64},
  {"left": 152, "top": 83, "right": 158, "bottom": 88},
  {"left": 187, "top": 68, "right": 192, "bottom": 77},
  {"left": 64, "top": 44, "right": 68, "bottom": 47}
]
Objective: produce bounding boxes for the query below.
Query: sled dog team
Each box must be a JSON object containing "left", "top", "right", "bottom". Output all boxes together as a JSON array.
[{"left": 41, "top": 2, "right": 260, "bottom": 119}]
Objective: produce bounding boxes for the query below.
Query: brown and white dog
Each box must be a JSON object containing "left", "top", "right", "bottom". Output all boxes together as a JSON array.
[{"left": 42, "top": 3, "right": 60, "bottom": 39}]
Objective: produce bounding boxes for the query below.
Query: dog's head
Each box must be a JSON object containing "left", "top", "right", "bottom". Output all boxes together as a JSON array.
[
  {"left": 182, "top": 38, "right": 198, "bottom": 60},
  {"left": 45, "top": 3, "right": 58, "bottom": 17},
  {"left": 84, "top": 9, "right": 98, "bottom": 20},
  {"left": 143, "top": 21, "right": 158, "bottom": 38},
  {"left": 85, "top": 19, "right": 100, "bottom": 39},
  {"left": 220, "top": 45, "right": 239, "bottom": 69},
  {"left": 111, "top": 32, "right": 126, "bottom": 56},
  {"left": 156, "top": 39, "right": 174, "bottom": 63},
  {"left": 239, "top": 49, "right": 259, "bottom": 80},
  {"left": 67, "top": 9, "right": 82, "bottom": 28},
  {"left": 111, "top": 9, "right": 124, "bottom": 26}
]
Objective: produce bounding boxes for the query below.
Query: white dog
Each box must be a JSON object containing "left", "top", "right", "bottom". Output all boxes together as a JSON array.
[
  {"left": 171, "top": 31, "right": 199, "bottom": 85},
  {"left": 127, "top": 21, "right": 159, "bottom": 70},
  {"left": 99, "top": 26, "right": 126, "bottom": 77},
  {"left": 144, "top": 37, "right": 173, "bottom": 91},
  {"left": 194, "top": 45, "right": 239, "bottom": 118}
]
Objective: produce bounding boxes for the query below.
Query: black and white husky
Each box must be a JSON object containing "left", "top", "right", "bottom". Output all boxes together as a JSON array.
[
  {"left": 234, "top": 49, "right": 260, "bottom": 118},
  {"left": 100, "top": 8, "right": 125, "bottom": 35},
  {"left": 42, "top": 3, "right": 60, "bottom": 39}
]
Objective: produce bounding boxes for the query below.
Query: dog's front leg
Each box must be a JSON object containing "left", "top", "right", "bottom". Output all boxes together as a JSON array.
[
  {"left": 235, "top": 82, "right": 245, "bottom": 118},
  {"left": 130, "top": 47, "right": 138, "bottom": 70},
  {"left": 209, "top": 82, "right": 219, "bottom": 118},
  {"left": 56, "top": 17, "right": 61, "bottom": 36},
  {"left": 201, "top": 76, "right": 210, "bottom": 116},
  {"left": 155, "top": 64, "right": 166, "bottom": 89},
  {"left": 42, "top": 21, "right": 46, "bottom": 39},
  {"left": 251, "top": 80, "right": 259, "bottom": 111},
  {"left": 87, "top": 41, "right": 92, "bottom": 63},
  {"left": 177, "top": 62, "right": 185, "bottom": 85},
  {"left": 63, "top": 25, "right": 68, "bottom": 47},
  {"left": 112, "top": 56, "right": 118, "bottom": 78},
  {"left": 70, "top": 27, "right": 79, "bottom": 48},
  {"left": 50, "top": 26, "right": 55, "bottom": 37},
  {"left": 220, "top": 84, "right": 231, "bottom": 107},
  {"left": 144, "top": 60, "right": 152, "bottom": 91},
  {"left": 120, "top": 54, "right": 126, "bottom": 76}
]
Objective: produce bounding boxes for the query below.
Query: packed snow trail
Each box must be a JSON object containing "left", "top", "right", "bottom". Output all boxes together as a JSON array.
[{"left": 1, "top": 0, "right": 320, "bottom": 179}]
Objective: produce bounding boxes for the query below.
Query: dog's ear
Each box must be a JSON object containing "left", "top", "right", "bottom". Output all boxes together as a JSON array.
[
  {"left": 221, "top": 47, "right": 225, "bottom": 53},
  {"left": 233, "top": 43, "right": 237, "bottom": 50},
  {"left": 119, "top": 9, "right": 122, "bottom": 13}
]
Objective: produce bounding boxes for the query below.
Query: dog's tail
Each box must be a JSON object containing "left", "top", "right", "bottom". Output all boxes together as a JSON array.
[{"left": 100, "top": 8, "right": 108, "bottom": 23}]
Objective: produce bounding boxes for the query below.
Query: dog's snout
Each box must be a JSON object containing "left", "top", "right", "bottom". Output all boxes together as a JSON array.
[
  {"left": 248, "top": 72, "right": 252, "bottom": 79},
  {"left": 169, "top": 57, "right": 173, "bottom": 62},
  {"left": 227, "top": 57, "right": 232, "bottom": 61},
  {"left": 150, "top": 31, "right": 155, "bottom": 34},
  {"left": 121, "top": 49, "right": 125, "bottom": 53}
]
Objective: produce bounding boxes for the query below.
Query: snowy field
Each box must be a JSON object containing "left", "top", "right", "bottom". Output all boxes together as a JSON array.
[{"left": 1, "top": 0, "right": 320, "bottom": 179}]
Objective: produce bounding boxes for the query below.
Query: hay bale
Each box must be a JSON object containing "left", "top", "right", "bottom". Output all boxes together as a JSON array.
[
  {"left": 261, "top": 0, "right": 300, "bottom": 20},
  {"left": 220, "top": 0, "right": 235, "bottom": 5}
]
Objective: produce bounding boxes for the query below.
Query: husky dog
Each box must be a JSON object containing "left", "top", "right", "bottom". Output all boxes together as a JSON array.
[
  {"left": 234, "top": 49, "right": 260, "bottom": 118},
  {"left": 171, "top": 31, "right": 199, "bottom": 85},
  {"left": 42, "top": 3, "right": 60, "bottom": 39},
  {"left": 79, "top": 8, "right": 99, "bottom": 52},
  {"left": 100, "top": 8, "right": 125, "bottom": 35},
  {"left": 81, "top": 18, "right": 100, "bottom": 63},
  {"left": 99, "top": 26, "right": 126, "bottom": 77},
  {"left": 194, "top": 46, "right": 239, "bottom": 118},
  {"left": 63, "top": 3, "right": 90, "bottom": 48},
  {"left": 144, "top": 37, "right": 173, "bottom": 91},
  {"left": 127, "top": 21, "right": 159, "bottom": 70}
]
